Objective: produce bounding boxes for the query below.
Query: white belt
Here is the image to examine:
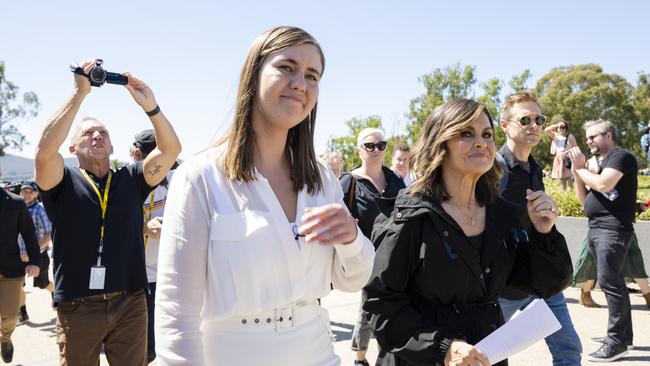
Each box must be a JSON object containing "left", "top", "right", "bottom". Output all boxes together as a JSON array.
[{"left": 209, "top": 300, "right": 329, "bottom": 334}]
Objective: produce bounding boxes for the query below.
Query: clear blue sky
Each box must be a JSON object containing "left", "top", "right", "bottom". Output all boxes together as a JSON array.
[{"left": 2, "top": 0, "right": 648, "bottom": 162}]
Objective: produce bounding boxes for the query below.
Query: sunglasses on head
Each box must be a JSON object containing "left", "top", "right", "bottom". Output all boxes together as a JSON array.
[
  {"left": 513, "top": 115, "right": 547, "bottom": 127},
  {"left": 361, "top": 141, "right": 387, "bottom": 152}
]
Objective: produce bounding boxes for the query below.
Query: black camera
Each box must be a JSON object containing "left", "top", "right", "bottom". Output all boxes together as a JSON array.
[{"left": 70, "top": 59, "right": 128, "bottom": 87}]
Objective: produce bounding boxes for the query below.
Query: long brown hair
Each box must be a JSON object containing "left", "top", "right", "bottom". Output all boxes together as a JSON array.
[
  {"left": 212, "top": 26, "right": 325, "bottom": 193},
  {"left": 408, "top": 99, "right": 502, "bottom": 206}
]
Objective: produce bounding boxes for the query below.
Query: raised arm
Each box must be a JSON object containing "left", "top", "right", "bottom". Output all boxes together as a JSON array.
[
  {"left": 35, "top": 60, "right": 94, "bottom": 190},
  {"left": 544, "top": 123, "right": 559, "bottom": 139},
  {"left": 568, "top": 147, "right": 624, "bottom": 193},
  {"left": 124, "top": 73, "right": 181, "bottom": 187},
  {"left": 567, "top": 147, "right": 588, "bottom": 204}
]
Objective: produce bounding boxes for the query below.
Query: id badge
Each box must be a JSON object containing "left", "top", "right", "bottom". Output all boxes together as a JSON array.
[{"left": 89, "top": 265, "right": 106, "bottom": 290}]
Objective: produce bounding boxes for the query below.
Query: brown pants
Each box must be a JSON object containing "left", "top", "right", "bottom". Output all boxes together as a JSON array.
[
  {"left": 0, "top": 275, "right": 23, "bottom": 342},
  {"left": 56, "top": 290, "right": 147, "bottom": 366}
]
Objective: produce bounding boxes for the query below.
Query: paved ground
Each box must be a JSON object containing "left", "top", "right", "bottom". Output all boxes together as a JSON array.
[{"left": 5, "top": 283, "right": 650, "bottom": 365}]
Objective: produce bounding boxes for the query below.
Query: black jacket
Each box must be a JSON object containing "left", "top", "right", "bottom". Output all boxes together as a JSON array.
[
  {"left": 363, "top": 193, "right": 572, "bottom": 366},
  {"left": 0, "top": 189, "right": 40, "bottom": 278}
]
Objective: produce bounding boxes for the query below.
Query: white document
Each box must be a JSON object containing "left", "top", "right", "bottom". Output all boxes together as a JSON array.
[{"left": 475, "top": 298, "right": 561, "bottom": 365}]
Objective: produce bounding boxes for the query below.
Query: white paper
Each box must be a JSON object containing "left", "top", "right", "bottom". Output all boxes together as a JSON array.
[{"left": 475, "top": 298, "right": 561, "bottom": 365}]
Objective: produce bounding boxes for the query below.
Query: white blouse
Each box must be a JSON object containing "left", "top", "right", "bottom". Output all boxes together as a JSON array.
[{"left": 154, "top": 148, "right": 375, "bottom": 365}]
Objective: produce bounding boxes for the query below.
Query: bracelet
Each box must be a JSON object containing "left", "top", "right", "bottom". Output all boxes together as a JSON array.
[{"left": 146, "top": 105, "right": 161, "bottom": 117}]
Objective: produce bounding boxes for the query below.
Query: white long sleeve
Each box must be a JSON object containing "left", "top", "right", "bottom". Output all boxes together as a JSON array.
[
  {"left": 154, "top": 149, "right": 374, "bottom": 365},
  {"left": 155, "top": 161, "right": 210, "bottom": 365}
]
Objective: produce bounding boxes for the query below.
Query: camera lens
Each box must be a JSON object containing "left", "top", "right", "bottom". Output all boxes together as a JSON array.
[{"left": 89, "top": 66, "right": 106, "bottom": 84}]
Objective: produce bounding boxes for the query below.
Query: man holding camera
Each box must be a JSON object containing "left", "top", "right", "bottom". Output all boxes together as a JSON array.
[{"left": 35, "top": 59, "right": 181, "bottom": 366}]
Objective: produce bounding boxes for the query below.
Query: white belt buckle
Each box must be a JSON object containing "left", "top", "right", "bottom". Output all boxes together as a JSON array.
[{"left": 274, "top": 305, "right": 294, "bottom": 332}]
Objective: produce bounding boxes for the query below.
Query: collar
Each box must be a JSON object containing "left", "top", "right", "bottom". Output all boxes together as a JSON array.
[{"left": 498, "top": 144, "right": 540, "bottom": 171}]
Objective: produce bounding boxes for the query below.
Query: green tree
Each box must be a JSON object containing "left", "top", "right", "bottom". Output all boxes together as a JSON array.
[
  {"left": 632, "top": 72, "right": 650, "bottom": 125},
  {"left": 405, "top": 64, "right": 509, "bottom": 146},
  {"left": 477, "top": 78, "right": 504, "bottom": 147},
  {"left": 508, "top": 69, "right": 531, "bottom": 93},
  {"left": 405, "top": 64, "right": 477, "bottom": 141},
  {"left": 534, "top": 64, "right": 640, "bottom": 168},
  {"left": 327, "top": 115, "right": 382, "bottom": 172},
  {"left": 0, "top": 62, "right": 40, "bottom": 156}
]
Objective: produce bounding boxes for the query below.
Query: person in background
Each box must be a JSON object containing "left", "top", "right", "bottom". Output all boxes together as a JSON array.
[
  {"left": 390, "top": 143, "right": 416, "bottom": 187},
  {"left": 572, "top": 155, "right": 650, "bottom": 309},
  {"left": 130, "top": 129, "right": 178, "bottom": 364},
  {"left": 641, "top": 125, "right": 650, "bottom": 174},
  {"left": 0, "top": 184, "right": 40, "bottom": 363},
  {"left": 321, "top": 151, "right": 344, "bottom": 178},
  {"left": 35, "top": 58, "right": 181, "bottom": 365},
  {"left": 340, "top": 127, "right": 405, "bottom": 366},
  {"left": 568, "top": 119, "right": 638, "bottom": 362},
  {"left": 16, "top": 181, "right": 53, "bottom": 326},
  {"left": 545, "top": 120, "right": 577, "bottom": 190}
]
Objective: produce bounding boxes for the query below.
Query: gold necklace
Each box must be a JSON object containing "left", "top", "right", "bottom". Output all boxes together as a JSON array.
[{"left": 446, "top": 201, "right": 478, "bottom": 226}]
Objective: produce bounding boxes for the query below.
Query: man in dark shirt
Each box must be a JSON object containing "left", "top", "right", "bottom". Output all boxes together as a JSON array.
[
  {"left": 497, "top": 91, "right": 581, "bottom": 366},
  {"left": 568, "top": 119, "right": 637, "bottom": 362},
  {"left": 0, "top": 187, "right": 40, "bottom": 363},
  {"left": 35, "top": 58, "right": 181, "bottom": 366}
]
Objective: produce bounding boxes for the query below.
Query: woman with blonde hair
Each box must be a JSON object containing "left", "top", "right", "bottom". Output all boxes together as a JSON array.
[
  {"left": 364, "top": 99, "right": 572, "bottom": 366},
  {"left": 341, "top": 127, "right": 405, "bottom": 366},
  {"left": 155, "top": 26, "right": 375, "bottom": 365}
]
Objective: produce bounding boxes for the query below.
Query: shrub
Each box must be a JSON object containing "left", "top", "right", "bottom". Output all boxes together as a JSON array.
[{"left": 543, "top": 177, "right": 649, "bottom": 221}]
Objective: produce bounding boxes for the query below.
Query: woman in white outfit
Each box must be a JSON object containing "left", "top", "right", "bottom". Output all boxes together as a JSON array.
[{"left": 154, "top": 26, "right": 375, "bottom": 366}]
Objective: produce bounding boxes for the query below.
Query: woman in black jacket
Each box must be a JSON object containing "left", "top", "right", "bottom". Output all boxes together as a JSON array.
[{"left": 364, "top": 99, "right": 572, "bottom": 366}]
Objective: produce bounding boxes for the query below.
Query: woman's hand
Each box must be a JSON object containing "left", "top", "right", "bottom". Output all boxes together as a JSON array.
[
  {"left": 444, "top": 340, "right": 489, "bottom": 366},
  {"left": 526, "top": 189, "right": 557, "bottom": 234},
  {"left": 298, "top": 203, "right": 358, "bottom": 245}
]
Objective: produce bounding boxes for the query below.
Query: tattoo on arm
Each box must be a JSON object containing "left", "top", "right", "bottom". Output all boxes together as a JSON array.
[{"left": 147, "top": 162, "right": 163, "bottom": 177}]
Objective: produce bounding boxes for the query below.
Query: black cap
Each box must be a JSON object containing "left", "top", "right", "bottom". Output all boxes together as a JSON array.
[
  {"left": 20, "top": 181, "right": 38, "bottom": 191},
  {"left": 133, "top": 129, "right": 157, "bottom": 156}
]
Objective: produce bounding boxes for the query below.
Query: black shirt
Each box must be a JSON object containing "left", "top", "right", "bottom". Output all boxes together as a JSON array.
[
  {"left": 498, "top": 144, "right": 546, "bottom": 300},
  {"left": 498, "top": 145, "right": 545, "bottom": 230},
  {"left": 583, "top": 148, "right": 638, "bottom": 231},
  {"left": 40, "top": 163, "right": 154, "bottom": 302},
  {"left": 340, "top": 166, "right": 405, "bottom": 243}
]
